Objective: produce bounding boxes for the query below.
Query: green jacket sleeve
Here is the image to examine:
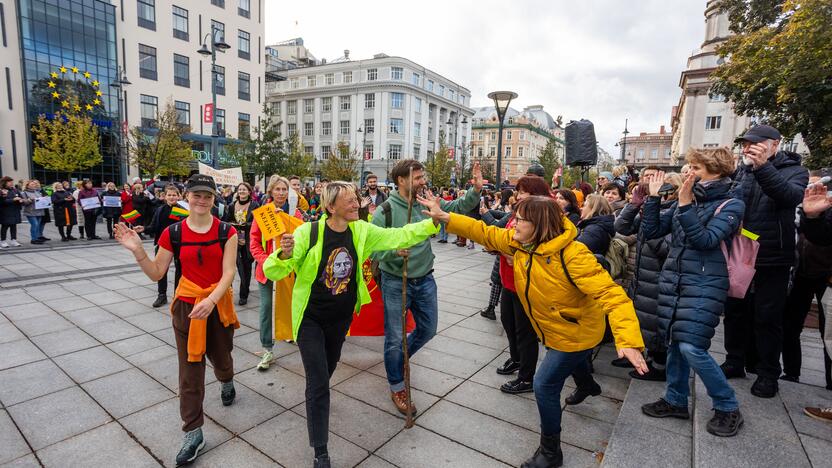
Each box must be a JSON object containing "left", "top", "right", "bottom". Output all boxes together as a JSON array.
[
  {"left": 441, "top": 187, "right": 481, "bottom": 214},
  {"left": 363, "top": 218, "right": 439, "bottom": 254},
  {"left": 262, "top": 223, "right": 311, "bottom": 281}
]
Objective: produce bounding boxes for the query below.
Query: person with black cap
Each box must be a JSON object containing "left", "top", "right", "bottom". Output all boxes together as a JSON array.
[
  {"left": 527, "top": 163, "right": 546, "bottom": 179},
  {"left": 114, "top": 173, "right": 240, "bottom": 466},
  {"left": 721, "top": 124, "right": 809, "bottom": 399}
]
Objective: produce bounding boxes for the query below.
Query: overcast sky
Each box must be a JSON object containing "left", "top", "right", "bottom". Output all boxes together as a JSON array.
[{"left": 264, "top": 0, "right": 707, "bottom": 157}]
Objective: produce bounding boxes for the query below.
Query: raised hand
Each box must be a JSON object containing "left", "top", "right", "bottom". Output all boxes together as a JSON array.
[
  {"left": 114, "top": 222, "right": 143, "bottom": 253},
  {"left": 417, "top": 191, "right": 450, "bottom": 224},
  {"left": 677, "top": 172, "right": 696, "bottom": 206},
  {"left": 472, "top": 161, "right": 484, "bottom": 192},
  {"left": 278, "top": 233, "right": 295, "bottom": 259},
  {"left": 803, "top": 183, "right": 832, "bottom": 218},
  {"left": 646, "top": 171, "right": 666, "bottom": 197}
]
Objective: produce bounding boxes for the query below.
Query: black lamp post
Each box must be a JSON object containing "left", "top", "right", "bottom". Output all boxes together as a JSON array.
[
  {"left": 357, "top": 125, "right": 368, "bottom": 186},
  {"left": 620, "top": 118, "right": 630, "bottom": 164},
  {"left": 109, "top": 67, "right": 131, "bottom": 183},
  {"left": 487, "top": 90, "right": 517, "bottom": 188},
  {"left": 198, "top": 32, "right": 231, "bottom": 168}
]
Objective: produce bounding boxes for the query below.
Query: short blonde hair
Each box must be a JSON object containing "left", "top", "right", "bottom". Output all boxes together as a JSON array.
[
  {"left": 321, "top": 181, "right": 358, "bottom": 216},
  {"left": 24, "top": 179, "right": 39, "bottom": 190},
  {"left": 664, "top": 172, "right": 683, "bottom": 189},
  {"left": 686, "top": 147, "right": 735, "bottom": 177},
  {"left": 581, "top": 194, "right": 613, "bottom": 219},
  {"left": 52, "top": 182, "right": 63, "bottom": 192},
  {"left": 266, "top": 175, "right": 290, "bottom": 198}
]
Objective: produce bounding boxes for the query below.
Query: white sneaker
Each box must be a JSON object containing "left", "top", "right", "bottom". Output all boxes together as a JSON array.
[
  {"left": 0, "top": 241, "right": 8, "bottom": 249},
  {"left": 9, "top": 240, "right": 21, "bottom": 247},
  {"left": 257, "top": 350, "right": 274, "bottom": 371}
]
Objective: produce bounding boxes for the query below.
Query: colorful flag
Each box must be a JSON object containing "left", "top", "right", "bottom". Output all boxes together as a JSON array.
[
  {"left": 122, "top": 210, "right": 141, "bottom": 222},
  {"left": 170, "top": 205, "right": 189, "bottom": 218}
]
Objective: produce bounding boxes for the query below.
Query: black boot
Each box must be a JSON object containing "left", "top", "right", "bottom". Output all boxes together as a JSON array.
[
  {"left": 521, "top": 433, "right": 562, "bottom": 468},
  {"left": 479, "top": 305, "right": 496, "bottom": 320},
  {"left": 564, "top": 382, "right": 602, "bottom": 405},
  {"left": 152, "top": 295, "right": 167, "bottom": 308}
]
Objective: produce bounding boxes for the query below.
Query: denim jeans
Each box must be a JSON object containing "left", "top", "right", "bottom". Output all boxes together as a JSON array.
[
  {"left": 258, "top": 280, "right": 274, "bottom": 350},
  {"left": 381, "top": 270, "right": 438, "bottom": 392},
  {"left": 534, "top": 348, "right": 593, "bottom": 435},
  {"left": 665, "top": 341, "right": 738, "bottom": 412},
  {"left": 439, "top": 223, "right": 448, "bottom": 241},
  {"left": 26, "top": 216, "right": 42, "bottom": 241}
]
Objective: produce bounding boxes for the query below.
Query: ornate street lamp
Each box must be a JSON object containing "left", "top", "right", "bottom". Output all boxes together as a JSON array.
[
  {"left": 109, "top": 68, "right": 131, "bottom": 183},
  {"left": 487, "top": 90, "right": 517, "bottom": 187},
  {"left": 198, "top": 32, "right": 231, "bottom": 168}
]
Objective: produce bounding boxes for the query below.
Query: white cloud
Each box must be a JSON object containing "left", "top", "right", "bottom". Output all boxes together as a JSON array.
[{"left": 265, "top": 0, "right": 706, "bottom": 157}]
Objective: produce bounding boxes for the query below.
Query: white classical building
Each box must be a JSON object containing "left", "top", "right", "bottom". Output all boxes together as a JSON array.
[
  {"left": 265, "top": 49, "right": 474, "bottom": 183},
  {"left": 670, "top": 0, "right": 807, "bottom": 162}
]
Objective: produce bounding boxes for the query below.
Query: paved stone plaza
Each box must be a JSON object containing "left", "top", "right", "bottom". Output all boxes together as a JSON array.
[{"left": 1, "top": 223, "right": 831, "bottom": 467}]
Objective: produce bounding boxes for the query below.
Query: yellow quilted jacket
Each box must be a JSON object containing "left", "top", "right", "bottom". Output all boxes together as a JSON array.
[{"left": 448, "top": 213, "right": 644, "bottom": 352}]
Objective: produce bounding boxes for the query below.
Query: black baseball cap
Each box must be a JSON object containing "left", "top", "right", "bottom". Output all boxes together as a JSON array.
[
  {"left": 735, "top": 124, "right": 782, "bottom": 144},
  {"left": 526, "top": 163, "right": 545, "bottom": 177},
  {"left": 185, "top": 174, "right": 217, "bottom": 193}
]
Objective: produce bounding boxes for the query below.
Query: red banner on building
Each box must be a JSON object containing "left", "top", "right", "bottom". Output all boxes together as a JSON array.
[{"left": 203, "top": 104, "right": 214, "bottom": 123}]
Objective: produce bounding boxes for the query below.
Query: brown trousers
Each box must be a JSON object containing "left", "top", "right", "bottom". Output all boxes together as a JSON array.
[{"left": 172, "top": 299, "right": 235, "bottom": 432}]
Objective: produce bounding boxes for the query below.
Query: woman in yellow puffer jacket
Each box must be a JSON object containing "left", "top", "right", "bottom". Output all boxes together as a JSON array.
[{"left": 419, "top": 193, "right": 647, "bottom": 468}]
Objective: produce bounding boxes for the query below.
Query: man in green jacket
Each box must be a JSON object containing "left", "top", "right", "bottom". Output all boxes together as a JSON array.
[{"left": 374, "top": 159, "right": 483, "bottom": 414}]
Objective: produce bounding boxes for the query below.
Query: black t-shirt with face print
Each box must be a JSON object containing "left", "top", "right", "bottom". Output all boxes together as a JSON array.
[{"left": 305, "top": 223, "right": 358, "bottom": 324}]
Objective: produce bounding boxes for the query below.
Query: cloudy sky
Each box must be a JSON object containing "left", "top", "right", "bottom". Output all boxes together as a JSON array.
[{"left": 264, "top": 0, "right": 707, "bottom": 157}]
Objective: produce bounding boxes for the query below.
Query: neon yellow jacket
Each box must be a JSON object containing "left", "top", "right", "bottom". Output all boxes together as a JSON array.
[{"left": 262, "top": 216, "right": 439, "bottom": 340}]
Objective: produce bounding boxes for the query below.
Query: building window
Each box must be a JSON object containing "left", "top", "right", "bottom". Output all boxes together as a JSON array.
[
  {"left": 137, "top": 0, "right": 155, "bottom": 30},
  {"left": 215, "top": 108, "right": 225, "bottom": 133},
  {"left": 364, "top": 145, "right": 374, "bottom": 160},
  {"left": 174, "top": 101, "right": 189, "bottom": 125},
  {"left": 290, "top": 78, "right": 299, "bottom": 89},
  {"left": 212, "top": 65, "right": 225, "bottom": 95},
  {"left": 272, "top": 102, "right": 281, "bottom": 116},
  {"left": 489, "top": 146, "right": 496, "bottom": 157},
  {"left": 173, "top": 54, "right": 189, "bottom": 87},
  {"left": 304, "top": 99, "right": 314, "bottom": 114},
  {"left": 238, "top": 30, "right": 250, "bottom": 60},
  {"left": 651, "top": 148, "right": 659, "bottom": 159},
  {"left": 413, "top": 145, "right": 420, "bottom": 159},
  {"left": 138, "top": 44, "right": 157, "bottom": 80},
  {"left": 414, "top": 97, "right": 422, "bottom": 113},
  {"left": 304, "top": 145, "right": 314, "bottom": 156},
  {"left": 449, "top": 90, "right": 455, "bottom": 102},
  {"left": 518, "top": 146, "right": 524, "bottom": 158},
  {"left": 304, "top": 122, "right": 314, "bottom": 137},
  {"left": 505, "top": 146, "right": 512, "bottom": 158},
  {"left": 365, "top": 93, "right": 375, "bottom": 109},
  {"left": 491, "top": 131, "right": 497, "bottom": 140},
  {"left": 238, "top": 0, "right": 250, "bottom": 18},
  {"left": 340, "top": 96, "right": 351, "bottom": 111},
  {"left": 506, "top": 130, "right": 512, "bottom": 140},
  {"left": 307, "top": 75, "right": 316, "bottom": 87},
  {"left": 211, "top": 0, "right": 224, "bottom": 7},
  {"left": 238, "top": 71, "right": 250, "bottom": 101},
  {"left": 287, "top": 100, "right": 297, "bottom": 115},
  {"left": 340, "top": 120, "right": 350, "bottom": 135},
  {"left": 438, "top": 84, "right": 445, "bottom": 96},
  {"left": 427, "top": 80, "right": 434, "bottom": 92},
  {"left": 709, "top": 93, "right": 725, "bottom": 102},
  {"left": 238, "top": 113, "right": 250, "bottom": 138},
  {"left": 211, "top": 20, "right": 225, "bottom": 42},
  {"left": 665, "top": 149, "right": 672, "bottom": 159},
  {"left": 140, "top": 94, "right": 158, "bottom": 127},
  {"left": 637, "top": 149, "right": 645, "bottom": 160},
  {"left": 389, "top": 118, "right": 403, "bottom": 134},
  {"left": 321, "top": 145, "right": 331, "bottom": 159},
  {"left": 520, "top": 130, "right": 526, "bottom": 140},
  {"left": 391, "top": 67, "right": 403, "bottom": 80},
  {"left": 705, "top": 116, "right": 722, "bottom": 130},
  {"left": 321, "top": 121, "right": 331, "bottom": 136},
  {"left": 477, "top": 147, "right": 484, "bottom": 157},
  {"left": 391, "top": 92, "right": 404, "bottom": 109},
  {"left": 322, "top": 97, "right": 332, "bottom": 112},
  {"left": 389, "top": 144, "right": 402, "bottom": 160},
  {"left": 412, "top": 73, "right": 420, "bottom": 86},
  {"left": 414, "top": 122, "right": 421, "bottom": 137},
  {"left": 364, "top": 119, "right": 374, "bottom": 134},
  {"left": 343, "top": 71, "right": 352, "bottom": 83},
  {"left": 172, "top": 5, "right": 188, "bottom": 40},
  {"left": 287, "top": 123, "right": 296, "bottom": 136},
  {"left": 325, "top": 73, "right": 334, "bottom": 85},
  {"left": 367, "top": 68, "right": 377, "bottom": 81}
]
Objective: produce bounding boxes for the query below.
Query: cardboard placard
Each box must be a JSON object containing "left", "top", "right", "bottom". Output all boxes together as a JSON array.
[
  {"left": 35, "top": 197, "right": 52, "bottom": 210},
  {"left": 103, "top": 196, "right": 122, "bottom": 208},
  {"left": 251, "top": 204, "right": 282, "bottom": 241},
  {"left": 79, "top": 197, "right": 101, "bottom": 210},
  {"left": 197, "top": 162, "right": 244, "bottom": 187}
]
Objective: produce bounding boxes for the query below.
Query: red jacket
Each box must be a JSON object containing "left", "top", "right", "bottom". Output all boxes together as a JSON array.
[{"left": 120, "top": 191, "right": 134, "bottom": 215}]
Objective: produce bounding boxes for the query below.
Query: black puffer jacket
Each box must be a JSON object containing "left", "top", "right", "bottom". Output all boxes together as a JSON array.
[
  {"left": 576, "top": 214, "right": 615, "bottom": 255},
  {"left": 615, "top": 200, "right": 675, "bottom": 351},
  {"left": 730, "top": 151, "right": 808, "bottom": 267},
  {"left": 800, "top": 208, "right": 832, "bottom": 247}
]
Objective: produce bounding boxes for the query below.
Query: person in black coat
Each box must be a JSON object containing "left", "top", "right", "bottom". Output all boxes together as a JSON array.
[
  {"left": 223, "top": 182, "right": 259, "bottom": 305},
  {"left": 640, "top": 148, "right": 746, "bottom": 437},
  {"left": 101, "top": 182, "right": 122, "bottom": 239},
  {"left": 50, "top": 182, "right": 78, "bottom": 241},
  {"left": 576, "top": 194, "right": 615, "bottom": 255},
  {"left": 0, "top": 176, "right": 23, "bottom": 248},
  {"left": 145, "top": 184, "right": 185, "bottom": 308},
  {"left": 722, "top": 125, "right": 809, "bottom": 399}
]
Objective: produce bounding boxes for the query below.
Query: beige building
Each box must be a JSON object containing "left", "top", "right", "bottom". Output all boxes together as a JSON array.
[
  {"left": 618, "top": 125, "right": 676, "bottom": 171},
  {"left": 470, "top": 105, "right": 564, "bottom": 184}
]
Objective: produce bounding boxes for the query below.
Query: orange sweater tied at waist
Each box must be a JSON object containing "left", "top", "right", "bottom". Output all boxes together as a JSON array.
[{"left": 173, "top": 276, "right": 240, "bottom": 362}]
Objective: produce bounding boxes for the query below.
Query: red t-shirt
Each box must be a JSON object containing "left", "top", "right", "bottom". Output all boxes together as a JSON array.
[
  {"left": 158, "top": 217, "right": 236, "bottom": 302},
  {"left": 499, "top": 216, "right": 517, "bottom": 292}
]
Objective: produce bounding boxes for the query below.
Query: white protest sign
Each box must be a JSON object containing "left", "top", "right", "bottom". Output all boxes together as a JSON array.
[
  {"left": 197, "top": 162, "right": 244, "bottom": 187},
  {"left": 79, "top": 197, "right": 101, "bottom": 210},
  {"left": 103, "top": 196, "right": 122, "bottom": 208},
  {"left": 35, "top": 197, "right": 52, "bottom": 210}
]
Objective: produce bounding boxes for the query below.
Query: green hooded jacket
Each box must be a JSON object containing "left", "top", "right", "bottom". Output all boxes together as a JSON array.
[
  {"left": 262, "top": 216, "right": 440, "bottom": 340},
  {"left": 371, "top": 188, "right": 481, "bottom": 277}
]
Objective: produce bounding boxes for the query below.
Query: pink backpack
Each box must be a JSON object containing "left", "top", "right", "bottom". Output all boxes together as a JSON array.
[{"left": 715, "top": 199, "right": 759, "bottom": 299}]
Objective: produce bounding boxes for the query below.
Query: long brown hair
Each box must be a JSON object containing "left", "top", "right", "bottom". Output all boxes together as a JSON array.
[{"left": 514, "top": 196, "right": 565, "bottom": 246}]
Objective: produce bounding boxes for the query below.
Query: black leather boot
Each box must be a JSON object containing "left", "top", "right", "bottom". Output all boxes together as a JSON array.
[{"left": 521, "top": 433, "right": 562, "bottom": 468}]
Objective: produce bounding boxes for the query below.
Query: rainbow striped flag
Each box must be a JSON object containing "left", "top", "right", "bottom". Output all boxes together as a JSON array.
[
  {"left": 170, "top": 205, "right": 189, "bottom": 218},
  {"left": 122, "top": 210, "right": 141, "bottom": 222}
]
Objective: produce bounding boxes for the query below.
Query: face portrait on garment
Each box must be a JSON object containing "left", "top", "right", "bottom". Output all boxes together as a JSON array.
[{"left": 324, "top": 247, "right": 354, "bottom": 295}]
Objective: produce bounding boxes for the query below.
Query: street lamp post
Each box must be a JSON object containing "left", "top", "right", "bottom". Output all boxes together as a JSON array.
[
  {"left": 446, "top": 114, "right": 468, "bottom": 185},
  {"left": 487, "top": 91, "right": 518, "bottom": 188},
  {"left": 620, "top": 118, "right": 630, "bottom": 164},
  {"left": 198, "top": 32, "right": 230, "bottom": 168},
  {"left": 357, "top": 125, "right": 368, "bottom": 187},
  {"left": 109, "top": 67, "right": 131, "bottom": 184}
]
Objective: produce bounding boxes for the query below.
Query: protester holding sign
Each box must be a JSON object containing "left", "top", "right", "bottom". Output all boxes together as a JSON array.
[
  {"left": 101, "top": 182, "right": 122, "bottom": 239},
  {"left": 51, "top": 182, "right": 78, "bottom": 241},
  {"left": 223, "top": 182, "right": 259, "bottom": 306},
  {"left": 21, "top": 179, "right": 49, "bottom": 244},
  {"left": 78, "top": 179, "right": 102, "bottom": 240}
]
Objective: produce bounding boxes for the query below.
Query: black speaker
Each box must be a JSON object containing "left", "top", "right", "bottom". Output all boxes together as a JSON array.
[{"left": 565, "top": 119, "right": 598, "bottom": 167}]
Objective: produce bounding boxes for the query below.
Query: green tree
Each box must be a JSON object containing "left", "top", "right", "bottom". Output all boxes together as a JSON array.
[
  {"left": 456, "top": 145, "right": 471, "bottom": 188},
  {"left": 424, "top": 131, "right": 453, "bottom": 188},
  {"left": 533, "top": 139, "right": 561, "bottom": 182},
  {"left": 473, "top": 150, "right": 495, "bottom": 184},
  {"left": 712, "top": 0, "right": 832, "bottom": 168},
  {"left": 31, "top": 111, "right": 102, "bottom": 178},
  {"left": 321, "top": 142, "right": 358, "bottom": 181},
  {"left": 225, "top": 103, "right": 285, "bottom": 180},
  {"left": 127, "top": 100, "right": 193, "bottom": 177},
  {"left": 281, "top": 133, "right": 314, "bottom": 179}
]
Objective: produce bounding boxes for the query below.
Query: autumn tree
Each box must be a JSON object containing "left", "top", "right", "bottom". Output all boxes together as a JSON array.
[
  {"left": 128, "top": 99, "right": 193, "bottom": 177},
  {"left": 225, "top": 103, "right": 285, "bottom": 180},
  {"left": 281, "top": 133, "right": 314, "bottom": 179},
  {"left": 533, "top": 139, "right": 562, "bottom": 182},
  {"left": 712, "top": 0, "right": 832, "bottom": 168},
  {"left": 31, "top": 111, "right": 102, "bottom": 178},
  {"left": 456, "top": 145, "right": 471, "bottom": 188},
  {"left": 321, "top": 142, "right": 358, "bottom": 181},
  {"left": 424, "top": 131, "right": 453, "bottom": 188}
]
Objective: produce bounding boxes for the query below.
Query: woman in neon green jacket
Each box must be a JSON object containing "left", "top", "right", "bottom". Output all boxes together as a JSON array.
[{"left": 262, "top": 181, "right": 438, "bottom": 468}]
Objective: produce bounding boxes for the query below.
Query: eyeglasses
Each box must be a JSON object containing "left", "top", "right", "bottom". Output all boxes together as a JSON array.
[{"left": 514, "top": 215, "right": 530, "bottom": 223}]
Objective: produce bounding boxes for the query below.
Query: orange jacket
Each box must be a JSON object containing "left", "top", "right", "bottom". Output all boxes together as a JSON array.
[{"left": 173, "top": 276, "right": 239, "bottom": 362}]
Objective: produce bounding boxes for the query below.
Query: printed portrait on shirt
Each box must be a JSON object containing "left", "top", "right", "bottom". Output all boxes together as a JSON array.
[{"left": 324, "top": 247, "right": 354, "bottom": 295}]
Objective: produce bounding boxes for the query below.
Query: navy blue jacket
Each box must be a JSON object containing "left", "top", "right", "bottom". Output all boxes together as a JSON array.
[
  {"left": 576, "top": 214, "right": 615, "bottom": 255},
  {"left": 800, "top": 208, "right": 832, "bottom": 247},
  {"left": 641, "top": 179, "right": 745, "bottom": 349},
  {"left": 730, "top": 151, "right": 808, "bottom": 267}
]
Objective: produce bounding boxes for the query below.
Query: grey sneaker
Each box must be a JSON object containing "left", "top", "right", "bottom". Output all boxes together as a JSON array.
[
  {"left": 257, "top": 350, "right": 275, "bottom": 371},
  {"left": 221, "top": 380, "right": 235, "bottom": 406},
  {"left": 0, "top": 241, "right": 8, "bottom": 249},
  {"left": 175, "top": 427, "right": 204, "bottom": 466}
]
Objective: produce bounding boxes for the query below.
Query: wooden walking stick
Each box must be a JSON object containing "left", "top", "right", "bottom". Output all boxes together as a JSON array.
[{"left": 401, "top": 166, "right": 415, "bottom": 428}]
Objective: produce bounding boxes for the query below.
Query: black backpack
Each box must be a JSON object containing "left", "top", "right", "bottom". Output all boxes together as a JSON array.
[{"left": 168, "top": 219, "right": 232, "bottom": 286}]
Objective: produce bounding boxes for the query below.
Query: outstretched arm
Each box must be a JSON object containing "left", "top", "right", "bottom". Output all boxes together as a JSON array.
[{"left": 114, "top": 223, "right": 173, "bottom": 282}]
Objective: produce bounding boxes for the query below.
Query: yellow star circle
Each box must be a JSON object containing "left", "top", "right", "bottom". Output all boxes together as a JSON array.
[
  {"left": 71, "top": 66, "right": 79, "bottom": 73},
  {"left": 50, "top": 72, "right": 59, "bottom": 79},
  {"left": 51, "top": 92, "right": 60, "bottom": 98},
  {"left": 83, "top": 71, "right": 91, "bottom": 78},
  {"left": 59, "top": 66, "right": 67, "bottom": 73},
  {"left": 50, "top": 65, "right": 103, "bottom": 113}
]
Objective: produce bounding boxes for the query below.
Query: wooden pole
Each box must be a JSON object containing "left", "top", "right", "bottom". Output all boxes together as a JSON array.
[{"left": 401, "top": 166, "right": 415, "bottom": 428}]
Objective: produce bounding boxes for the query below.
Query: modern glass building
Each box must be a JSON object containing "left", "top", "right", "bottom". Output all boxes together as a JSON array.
[{"left": 17, "top": 0, "right": 121, "bottom": 183}]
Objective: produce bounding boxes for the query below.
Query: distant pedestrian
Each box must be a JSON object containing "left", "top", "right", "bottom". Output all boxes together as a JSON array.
[
  {"left": 51, "top": 182, "right": 78, "bottom": 241},
  {"left": 0, "top": 176, "right": 23, "bottom": 248},
  {"left": 78, "top": 179, "right": 102, "bottom": 240},
  {"left": 20, "top": 179, "right": 48, "bottom": 244}
]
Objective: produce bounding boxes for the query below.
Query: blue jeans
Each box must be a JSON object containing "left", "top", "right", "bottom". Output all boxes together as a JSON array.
[
  {"left": 439, "top": 223, "right": 448, "bottom": 241},
  {"left": 26, "top": 216, "right": 43, "bottom": 241},
  {"left": 535, "top": 348, "right": 593, "bottom": 435},
  {"left": 665, "top": 341, "right": 738, "bottom": 412},
  {"left": 381, "top": 270, "right": 438, "bottom": 392}
]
